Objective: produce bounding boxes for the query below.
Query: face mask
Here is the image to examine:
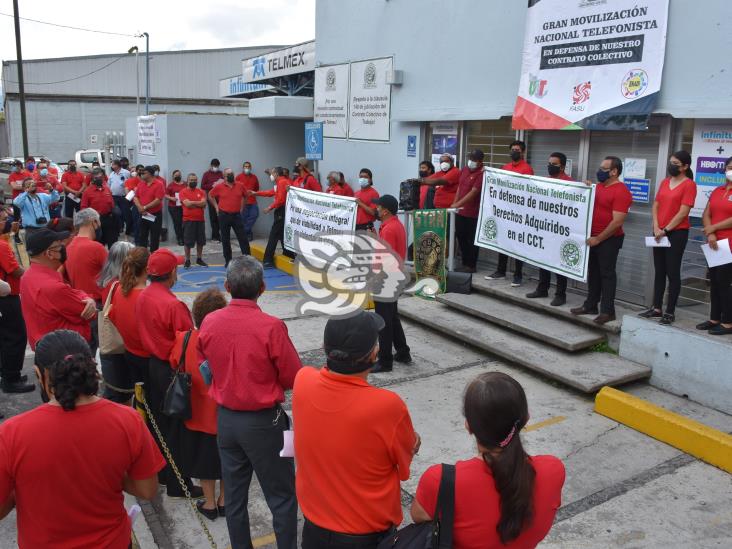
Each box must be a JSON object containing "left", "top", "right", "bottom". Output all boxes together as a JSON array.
[
  {"left": 243, "top": 168, "right": 251, "bottom": 175},
  {"left": 173, "top": 175, "right": 182, "bottom": 182},
  {"left": 726, "top": 170, "right": 732, "bottom": 181},
  {"left": 510, "top": 150, "right": 522, "bottom": 162},
  {"left": 418, "top": 170, "right": 429, "bottom": 178},
  {"left": 270, "top": 174, "right": 276, "bottom": 182},
  {"left": 93, "top": 177, "right": 103, "bottom": 186},
  {"left": 440, "top": 162, "right": 451, "bottom": 172},
  {"left": 40, "top": 168, "right": 49, "bottom": 177},
  {"left": 2, "top": 215, "right": 14, "bottom": 234},
  {"left": 226, "top": 174, "right": 235, "bottom": 183},
  {"left": 547, "top": 164, "right": 561, "bottom": 176},
  {"left": 188, "top": 180, "right": 197, "bottom": 188},
  {"left": 358, "top": 177, "right": 369, "bottom": 188},
  {"left": 69, "top": 165, "right": 76, "bottom": 172},
  {"left": 211, "top": 166, "right": 219, "bottom": 172},
  {"left": 11, "top": 166, "right": 17, "bottom": 173},
  {"left": 154, "top": 170, "right": 160, "bottom": 176},
  {"left": 131, "top": 171, "right": 137, "bottom": 178},
  {"left": 27, "top": 162, "right": 35, "bottom": 171},
  {"left": 293, "top": 165, "right": 300, "bottom": 173},
  {"left": 596, "top": 169, "right": 611, "bottom": 183},
  {"left": 467, "top": 160, "right": 478, "bottom": 170},
  {"left": 667, "top": 163, "right": 681, "bottom": 177}
]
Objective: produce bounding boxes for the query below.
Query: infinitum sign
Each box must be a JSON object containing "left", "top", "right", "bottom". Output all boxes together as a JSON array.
[{"left": 242, "top": 41, "right": 316, "bottom": 84}]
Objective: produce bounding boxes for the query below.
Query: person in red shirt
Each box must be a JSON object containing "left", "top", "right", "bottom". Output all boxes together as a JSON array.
[
  {"left": 165, "top": 169, "right": 186, "bottom": 246},
  {"left": 423, "top": 154, "right": 461, "bottom": 209},
  {"left": 294, "top": 312, "right": 419, "bottom": 548},
  {"left": 133, "top": 166, "right": 166, "bottom": 252},
  {"left": 180, "top": 173, "right": 209, "bottom": 268},
  {"left": 417, "top": 160, "right": 436, "bottom": 209},
  {"left": 371, "top": 194, "right": 410, "bottom": 373},
  {"left": 452, "top": 149, "right": 486, "bottom": 273},
  {"left": 20, "top": 228, "right": 97, "bottom": 349},
  {"left": 293, "top": 157, "right": 322, "bottom": 192},
  {"left": 8, "top": 160, "right": 30, "bottom": 211},
  {"left": 32, "top": 161, "right": 63, "bottom": 218},
  {"left": 209, "top": 168, "right": 251, "bottom": 265},
  {"left": 0, "top": 329, "right": 165, "bottom": 549},
  {"left": 412, "top": 372, "right": 565, "bottom": 549},
  {"left": 526, "top": 152, "right": 574, "bottom": 306},
  {"left": 256, "top": 167, "right": 294, "bottom": 267},
  {"left": 81, "top": 168, "right": 118, "bottom": 249},
  {"left": 639, "top": 151, "right": 697, "bottom": 325},
  {"left": 61, "top": 159, "right": 86, "bottom": 218},
  {"left": 236, "top": 161, "right": 260, "bottom": 241},
  {"left": 325, "top": 171, "right": 354, "bottom": 197},
  {"left": 65, "top": 208, "right": 108, "bottom": 304},
  {"left": 170, "top": 288, "right": 227, "bottom": 520},
  {"left": 123, "top": 164, "right": 144, "bottom": 239},
  {"left": 571, "top": 156, "right": 633, "bottom": 325},
  {"left": 699, "top": 156, "right": 732, "bottom": 335},
  {"left": 200, "top": 158, "right": 223, "bottom": 241},
  {"left": 197, "top": 255, "right": 300, "bottom": 548},
  {"left": 487, "top": 140, "right": 535, "bottom": 286},
  {"left": 0, "top": 208, "right": 32, "bottom": 394},
  {"left": 355, "top": 168, "right": 380, "bottom": 231}
]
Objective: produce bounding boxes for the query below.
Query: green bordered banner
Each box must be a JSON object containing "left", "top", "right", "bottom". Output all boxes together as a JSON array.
[
  {"left": 475, "top": 168, "right": 595, "bottom": 283},
  {"left": 413, "top": 209, "right": 448, "bottom": 294}
]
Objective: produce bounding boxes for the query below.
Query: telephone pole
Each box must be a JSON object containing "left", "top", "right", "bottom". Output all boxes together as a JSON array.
[{"left": 12, "top": 0, "right": 29, "bottom": 159}]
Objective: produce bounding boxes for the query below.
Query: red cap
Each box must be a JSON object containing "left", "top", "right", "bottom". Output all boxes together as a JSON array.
[{"left": 147, "top": 248, "right": 184, "bottom": 276}]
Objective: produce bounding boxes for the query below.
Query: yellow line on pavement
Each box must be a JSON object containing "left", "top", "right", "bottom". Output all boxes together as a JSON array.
[{"left": 524, "top": 415, "right": 567, "bottom": 433}]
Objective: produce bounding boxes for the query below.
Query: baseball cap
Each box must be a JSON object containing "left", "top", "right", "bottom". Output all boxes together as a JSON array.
[
  {"left": 375, "top": 194, "right": 399, "bottom": 215},
  {"left": 26, "top": 228, "right": 70, "bottom": 256},
  {"left": 324, "top": 311, "right": 385, "bottom": 374},
  {"left": 295, "top": 157, "right": 310, "bottom": 169},
  {"left": 147, "top": 248, "right": 184, "bottom": 276},
  {"left": 469, "top": 149, "right": 485, "bottom": 162}
]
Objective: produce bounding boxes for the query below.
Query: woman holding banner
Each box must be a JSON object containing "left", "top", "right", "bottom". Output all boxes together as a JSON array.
[{"left": 640, "top": 151, "right": 696, "bottom": 325}]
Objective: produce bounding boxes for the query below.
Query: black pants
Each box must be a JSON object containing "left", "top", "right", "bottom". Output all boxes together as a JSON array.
[
  {"left": 217, "top": 405, "right": 297, "bottom": 549},
  {"left": 584, "top": 235, "right": 624, "bottom": 315},
  {"left": 302, "top": 519, "right": 391, "bottom": 549},
  {"left": 710, "top": 262, "right": 732, "bottom": 324},
  {"left": 0, "top": 295, "right": 27, "bottom": 382},
  {"left": 652, "top": 229, "right": 688, "bottom": 315},
  {"left": 168, "top": 206, "right": 184, "bottom": 244},
  {"left": 99, "top": 212, "right": 118, "bottom": 250},
  {"left": 264, "top": 207, "right": 294, "bottom": 264},
  {"left": 537, "top": 269, "right": 567, "bottom": 296},
  {"left": 64, "top": 195, "right": 81, "bottom": 218},
  {"left": 497, "top": 254, "right": 523, "bottom": 277},
  {"left": 206, "top": 193, "right": 220, "bottom": 240},
  {"left": 137, "top": 211, "right": 163, "bottom": 251},
  {"left": 219, "top": 211, "right": 250, "bottom": 263},
  {"left": 114, "top": 196, "right": 133, "bottom": 236},
  {"left": 374, "top": 300, "right": 409, "bottom": 366},
  {"left": 455, "top": 214, "right": 479, "bottom": 269}
]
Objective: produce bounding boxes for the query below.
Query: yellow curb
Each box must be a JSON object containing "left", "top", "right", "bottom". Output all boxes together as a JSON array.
[
  {"left": 250, "top": 243, "right": 295, "bottom": 276},
  {"left": 595, "top": 387, "right": 732, "bottom": 474}
]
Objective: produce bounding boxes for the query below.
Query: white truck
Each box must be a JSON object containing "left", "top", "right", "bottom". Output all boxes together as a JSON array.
[{"left": 74, "top": 149, "right": 110, "bottom": 172}]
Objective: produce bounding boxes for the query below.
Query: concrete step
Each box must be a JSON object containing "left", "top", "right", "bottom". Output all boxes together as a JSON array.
[
  {"left": 436, "top": 292, "right": 605, "bottom": 352},
  {"left": 399, "top": 297, "right": 651, "bottom": 393}
]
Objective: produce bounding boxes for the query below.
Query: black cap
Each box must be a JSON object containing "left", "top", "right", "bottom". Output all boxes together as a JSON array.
[
  {"left": 25, "top": 228, "right": 70, "bottom": 256},
  {"left": 375, "top": 194, "right": 399, "bottom": 215},
  {"left": 324, "top": 311, "right": 385, "bottom": 374},
  {"left": 469, "top": 149, "right": 485, "bottom": 161}
]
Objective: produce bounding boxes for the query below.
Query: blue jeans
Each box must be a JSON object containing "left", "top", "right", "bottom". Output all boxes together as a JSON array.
[{"left": 242, "top": 203, "right": 259, "bottom": 240}]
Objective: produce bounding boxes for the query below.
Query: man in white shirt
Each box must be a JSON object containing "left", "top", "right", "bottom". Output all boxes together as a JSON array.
[{"left": 108, "top": 159, "right": 132, "bottom": 236}]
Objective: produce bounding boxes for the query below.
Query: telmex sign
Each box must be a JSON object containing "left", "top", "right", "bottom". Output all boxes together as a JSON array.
[{"left": 242, "top": 41, "right": 315, "bottom": 83}]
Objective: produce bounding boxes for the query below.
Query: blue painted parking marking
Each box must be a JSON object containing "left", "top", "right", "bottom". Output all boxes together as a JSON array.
[{"left": 172, "top": 265, "right": 298, "bottom": 294}]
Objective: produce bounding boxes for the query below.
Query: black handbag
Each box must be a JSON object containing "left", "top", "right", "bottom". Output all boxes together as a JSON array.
[
  {"left": 399, "top": 179, "right": 421, "bottom": 211},
  {"left": 423, "top": 187, "right": 436, "bottom": 210},
  {"left": 162, "top": 330, "right": 193, "bottom": 420},
  {"left": 377, "top": 464, "right": 455, "bottom": 549},
  {"left": 446, "top": 271, "right": 472, "bottom": 294}
]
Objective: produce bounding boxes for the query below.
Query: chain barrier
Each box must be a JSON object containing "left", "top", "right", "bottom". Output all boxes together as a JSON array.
[{"left": 134, "top": 382, "right": 218, "bottom": 549}]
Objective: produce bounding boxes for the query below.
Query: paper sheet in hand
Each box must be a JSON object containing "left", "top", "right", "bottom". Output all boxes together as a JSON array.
[
  {"left": 280, "top": 429, "right": 294, "bottom": 458},
  {"left": 702, "top": 239, "right": 732, "bottom": 267},
  {"left": 645, "top": 236, "right": 671, "bottom": 247},
  {"left": 125, "top": 190, "right": 135, "bottom": 201},
  {"left": 142, "top": 213, "right": 156, "bottom": 222},
  {"left": 175, "top": 192, "right": 181, "bottom": 207},
  {"left": 67, "top": 194, "right": 81, "bottom": 203}
]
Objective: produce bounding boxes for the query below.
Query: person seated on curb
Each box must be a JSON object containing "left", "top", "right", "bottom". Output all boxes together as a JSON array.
[
  {"left": 411, "top": 371, "right": 565, "bottom": 549},
  {"left": 293, "top": 311, "right": 421, "bottom": 549}
]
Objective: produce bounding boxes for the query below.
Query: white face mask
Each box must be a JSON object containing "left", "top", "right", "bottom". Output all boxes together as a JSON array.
[
  {"left": 358, "top": 177, "right": 369, "bottom": 188},
  {"left": 726, "top": 170, "right": 732, "bottom": 181},
  {"left": 244, "top": 168, "right": 251, "bottom": 175},
  {"left": 440, "top": 162, "right": 451, "bottom": 172},
  {"left": 467, "top": 160, "right": 478, "bottom": 170},
  {"left": 270, "top": 174, "right": 275, "bottom": 182}
]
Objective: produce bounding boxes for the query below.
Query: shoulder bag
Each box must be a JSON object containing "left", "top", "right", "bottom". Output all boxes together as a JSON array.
[
  {"left": 162, "top": 330, "right": 193, "bottom": 420},
  {"left": 99, "top": 281, "right": 125, "bottom": 355},
  {"left": 377, "top": 463, "right": 455, "bottom": 549}
]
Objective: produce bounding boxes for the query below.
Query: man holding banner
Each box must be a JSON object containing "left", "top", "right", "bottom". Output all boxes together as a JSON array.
[
  {"left": 256, "top": 167, "right": 294, "bottom": 268},
  {"left": 451, "top": 150, "right": 486, "bottom": 274}
]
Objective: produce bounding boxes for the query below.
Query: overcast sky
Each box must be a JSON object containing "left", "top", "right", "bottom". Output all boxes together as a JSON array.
[{"left": 0, "top": 0, "right": 315, "bottom": 62}]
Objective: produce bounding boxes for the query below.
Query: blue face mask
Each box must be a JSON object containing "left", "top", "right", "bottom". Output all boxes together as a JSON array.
[
  {"left": 2, "top": 214, "right": 14, "bottom": 234},
  {"left": 40, "top": 168, "right": 49, "bottom": 177},
  {"left": 596, "top": 169, "right": 610, "bottom": 183},
  {"left": 27, "top": 162, "right": 35, "bottom": 171}
]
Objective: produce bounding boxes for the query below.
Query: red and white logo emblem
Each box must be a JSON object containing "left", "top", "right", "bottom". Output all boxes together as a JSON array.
[{"left": 572, "top": 81, "right": 592, "bottom": 105}]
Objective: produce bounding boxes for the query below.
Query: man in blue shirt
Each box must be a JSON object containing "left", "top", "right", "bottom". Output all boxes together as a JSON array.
[{"left": 13, "top": 178, "right": 60, "bottom": 230}]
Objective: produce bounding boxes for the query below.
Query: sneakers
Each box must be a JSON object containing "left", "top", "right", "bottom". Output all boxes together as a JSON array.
[
  {"left": 638, "top": 308, "right": 662, "bottom": 319},
  {"left": 0, "top": 380, "right": 35, "bottom": 394},
  {"left": 370, "top": 362, "right": 393, "bottom": 373},
  {"left": 485, "top": 271, "right": 506, "bottom": 280},
  {"left": 511, "top": 275, "right": 523, "bottom": 287},
  {"left": 184, "top": 259, "right": 191, "bottom": 269},
  {"left": 526, "top": 289, "right": 548, "bottom": 299},
  {"left": 659, "top": 313, "right": 675, "bottom": 325},
  {"left": 550, "top": 294, "right": 566, "bottom": 307},
  {"left": 196, "top": 258, "right": 209, "bottom": 267},
  {"left": 709, "top": 324, "right": 732, "bottom": 335}
]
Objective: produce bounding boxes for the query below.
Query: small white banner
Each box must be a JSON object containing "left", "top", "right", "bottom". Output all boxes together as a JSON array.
[
  {"left": 137, "top": 115, "right": 156, "bottom": 156},
  {"left": 475, "top": 168, "right": 596, "bottom": 282},
  {"left": 284, "top": 187, "right": 358, "bottom": 253},
  {"left": 314, "top": 64, "right": 350, "bottom": 139},
  {"left": 347, "top": 57, "right": 392, "bottom": 142}
]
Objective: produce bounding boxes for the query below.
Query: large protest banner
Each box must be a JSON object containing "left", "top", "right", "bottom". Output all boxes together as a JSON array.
[
  {"left": 284, "top": 187, "right": 358, "bottom": 253},
  {"left": 513, "top": 0, "right": 669, "bottom": 130},
  {"left": 475, "top": 168, "right": 596, "bottom": 282}
]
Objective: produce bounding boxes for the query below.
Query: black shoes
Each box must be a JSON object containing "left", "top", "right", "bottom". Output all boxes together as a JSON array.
[
  {"left": 455, "top": 265, "right": 476, "bottom": 273},
  {"left": 262, "top": 261, "right": 275, "bottom": 269},
  {"left": 659, "top": 313, "right": 675, "bottom": 325},
  {"left": 593, "top": 313, "right": 616, "bottom": 325},
  {"left": 709, "top": 324, "right": 732, "bottom": 336},
  {"left": 639, "top": 308, "right": 662, "bottom": 319},
  {"left": 1, "top": 380, "right": 35, "bottom": 394},
  {"left": 550, "top": 294, "right": 566, "bottom": 307},
  {"left": 196, "top": 258, "right": 209, "bottom": 267},
  {"left": 394, "top": 350, "right": 413, "bottom": 364},
  {"left": 526, "top": 290, "right": 548, "bottom": 299},
  {"left": 511, "top": 275, "right": 523, "bottom": 287},
  {"left": 167, "top": 483, "right": 204, "bottom": 499},
  {"left": 184, "top": 259, "right": 191, "bottom": 269},
  {"left": 177, "top": 240, "right": 184, "bottom": 246},
  {"left": 485, "top": 271, "right": 505, "bottom": 280},
  {"left": 571, "top": 306, "right": 598, "bottom": 316},
  {"left": 196, "top": 500, "right": 218, "bottom": 521},
  {"left": 696, "top": 320, "right": 717, "bottom": 331},
  {"left": 370, "top": 362, "right": 393, "bottom": 373}
]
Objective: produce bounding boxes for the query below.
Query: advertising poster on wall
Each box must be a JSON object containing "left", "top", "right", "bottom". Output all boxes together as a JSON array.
[
  {"left": 347, "top": 57, "right": 393, "bottom": 142},
  {"left": 314, "top": 64, "right": 350, "bottom": 139},
  {"left": 690, "top": 120, "right": 732, "bottom": 217},
  {"left": 513, "top": 0, "right": 669, "bottom": 130},
  {"left": 431, "top": 121, "right": 458, "bottom": 167}
]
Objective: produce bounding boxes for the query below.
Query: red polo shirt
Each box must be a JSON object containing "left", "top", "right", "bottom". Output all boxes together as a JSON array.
[
  {"left": 20, "top": 262, "right": 91, "bottom": 349},
  {"left": 197, "top": 299, "right": 302, "bottom": 411},
  {"left": 109, "top": 287, "right": 149, "bottom": 357},
  {"left": 379, "top": 215, "right": 406, "bottom": 260},
  {"left": 136, "top": 282, "right": 193, "bottom": 361},
  {"left": 179, "top": 187, "right": 206, "bottom": 222},
  {"left": 592, "top": 181, "right": 633, "bottom": 237},
  {"left": 432, "top": 167, "right": 461, "bottom": 209},
  {"left": 171, "top": 329, "right": 217, "bottom": 435},
  {"left": 454, "top": 167, "right": 484, "bottom": 219},
  {"left": 294, "top": 173, "right": 322, "bottom": 192},
  {"left": 655, "top": 178, "right": 697, "bottom": 230},
  {"left": 81, "top": 183, "right": 114, "bottom": 215},
  {"left": 125, "top": 176, "right": 141, "bottom": 193},
  {"left": 65, "top": 236, "right": 108, "bottom": 301},
  {"left": 166, "top": 181, "right": 186, "bottom": 209},
  {"left": 501, "top": 159, "right": 535, "bottom": 176},
  {"left": 256, "top": 177, "right": 290, "bottom": 210},
  {"left": 61, "top": 171, "right": 85, "bottom": 193},
  {"left": 236, "top": 173, "right": 260, "bottom": 205},
  {"left": 326, "top": 183, "right": 355, "bottom": 197},
  {"left": 552, "top": 171, "right": 573, "bottom": 182},
  {"left": 209, "top": 181, "right": 247, "bottom": 213},
  {"left": 200, "top": 169, "right": 222, "bottom": 192},
  {"left": 0, "top": 238, "right": 21, "bottom": 295},
  {"left": 293, "top": 367, "right": 416, "bottom": 534},
  {"left": 9, "top": 170, "right": 30, "bottom": 198},
  {"left": 355, "top": 186, "right": 380, "bottom": 225},
  {"left": 708, "top": 185, "right": 732, "bottom": 251},
  {"left": 135, "top": 179, "right": 165, "bottom": 214}
]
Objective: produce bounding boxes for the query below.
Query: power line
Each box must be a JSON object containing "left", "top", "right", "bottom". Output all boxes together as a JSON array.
[
  {"left": 3, "top": 54, "right": 128, "bottom": 85},
  {"left": 0, "top": 11, "right": 138, "bottom": 37}
]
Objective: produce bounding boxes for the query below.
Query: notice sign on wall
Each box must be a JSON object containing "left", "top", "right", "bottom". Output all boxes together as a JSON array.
[
  {"left": 284, "top": 187, "right": 358, "bottom": 253},
  {"left": 475, "top": 168, "right": 596, "bottom": 282},
  {"left": 137, "top": 115, "right": 157, "bottom": 156},
  {"left": 348, "top": 57, "right": 393, "bottom": 142},
  {"left": 691, "top": 120, "right": 732, "bottom": 217},
  {"left": 513, "top": 0, "right": 669, "bottom": 130},
  {"left": 314, "top": 64, "right": 350, "bottom": 139}
]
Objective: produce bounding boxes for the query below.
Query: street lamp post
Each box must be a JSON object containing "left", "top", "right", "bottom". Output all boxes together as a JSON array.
[
  {"left": 143, "top": 32, "right": 150, "bottom": 115},
  {"left": 128, "top": 46, "right": 140, "bottom": 117}
]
